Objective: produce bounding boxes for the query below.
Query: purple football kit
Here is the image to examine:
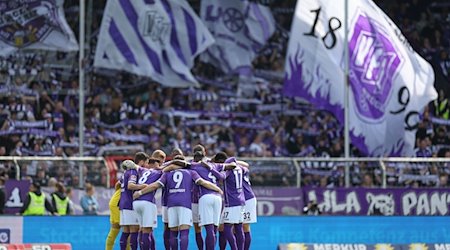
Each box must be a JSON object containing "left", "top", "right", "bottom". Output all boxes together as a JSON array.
[
  {"left": 119, "top": 169, "right": 138, "bottom": 211},
  {"left": 157, "top": 169, "right": 201, "bottom": 209},
  {"left": 134, "top": 168, "right": 162, "bottom": 203},
  {"left": 221, "top": 160, "right": 246, "bottom": 250},
  {"left": 223, "top": 165, "right": 246, "bottom": 208}
]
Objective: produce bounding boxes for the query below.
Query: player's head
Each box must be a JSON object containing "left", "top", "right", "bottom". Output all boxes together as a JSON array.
[
  {"left": 150, "top": 149, "right": 166, "bottom": 167},
  {"left": 193, "top": 151, "right": 204, "bottom": 162},
  {"left": 173, "top": 154, "right": 185, "bottom": 160},
  {"left": 171, "top": 148, "right": 184, "bottom": 158},
  {"left": 134, "top": 152, "right": 150, "bottom": 168},
  {"left": 212, "top": 151, "right": 228, "bottom": 163},
  {"left": 192, "top": 144, "right": 206, "bottom": 156}
]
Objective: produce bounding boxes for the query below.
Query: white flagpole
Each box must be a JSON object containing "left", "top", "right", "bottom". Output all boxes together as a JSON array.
[
  {"left": 79, "top": 0, "right": 86, "bottom": 186},
  {"left": 344, "top": 0, "right": 350, "bottom": 187}
]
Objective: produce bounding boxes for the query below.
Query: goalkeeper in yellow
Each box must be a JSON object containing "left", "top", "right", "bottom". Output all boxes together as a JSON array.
[{"left": 105, "top": 161, "right": 135, "bottom": 250}]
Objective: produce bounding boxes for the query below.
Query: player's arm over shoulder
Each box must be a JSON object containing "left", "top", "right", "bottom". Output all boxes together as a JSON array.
[
  {"left": 133, "top": 181, "right": 163, "bottom": 200},
  {"left": 237, "top": 160, "right": 249, "bottom": 168},
  {"left": 195, "top": 177, "right": 223, "bottom": 195},
  {"left": 162, "top": 161, "right": 188, "bottom": 172},
  {"left": 127, "top": 171, "right": 145, "bottom": 190}
]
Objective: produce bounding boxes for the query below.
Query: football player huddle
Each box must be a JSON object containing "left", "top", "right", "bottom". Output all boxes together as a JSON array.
[{"left": 111, "top": 144, "right": 257, "bottom": 250}]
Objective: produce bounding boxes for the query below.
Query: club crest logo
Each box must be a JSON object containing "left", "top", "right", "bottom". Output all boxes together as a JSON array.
[
  {"left": 141, "top": 10, "right": 170, "bottom": 43},
  {"left": 204, "top": 4, "right": 248, "bottom": 33},
  {"left": 0, "top": 0, "right": 58, "bottom": 48},
  {"left": 349, "top": 13, "right": 402, "bottom": 120}
]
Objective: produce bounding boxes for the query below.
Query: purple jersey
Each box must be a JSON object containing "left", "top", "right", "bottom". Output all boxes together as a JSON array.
[
  {"left": 223, "top": 166, "right": 246, "bottom": 207},
  {"left": 190, "top": 162, "right": 224, "bottom": 197},
  {"left": 160, "top": 161, "right": 171, "bottom": 207},
  {"left": 188, "top": 159, "right": 200, "bottom": 203},
  {"left": 157, "top": 169, "right": 201, "bottom": 209},
  {"left": 135, "top": 168, "right": 162, "bottom": 203},
  {"left": 241, "top": 166, "right": 255, "bottom": 200},
  {"left": 119, "top": 169, "right": 138, "bottom": 210}
]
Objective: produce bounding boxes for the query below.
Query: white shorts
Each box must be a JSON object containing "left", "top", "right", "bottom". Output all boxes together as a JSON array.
[
  {"left": 133, "top": 200, "right": 158, "bottom": 228},
  {"left": 168, "top": 206, "right": 193, "bottom": 228},
  {"left": 192, "top": 203, "right": 199, "bottom": 223},
  {"left": 244, "top": 198, "right": 257, "bottom": 224},
  {"left": 120, "top": 209, "right": 139, "bottom": 226},
  {"left": 221, "top": 205, "right": 244, "bottom": 224},
  {"left": 199, "top": 194, "right": 222, "bottom": 226},
  {"left": 162, "top": 206, "right": 168, "bottom": 223}
]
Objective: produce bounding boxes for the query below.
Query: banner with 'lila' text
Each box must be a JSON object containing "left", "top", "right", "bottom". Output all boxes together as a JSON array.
[
  {"left": 304, "top": 187, "right": 450, "bottom": 216},
  {"left": 5, "top": 181, "right": 450, "bottom": 216}
]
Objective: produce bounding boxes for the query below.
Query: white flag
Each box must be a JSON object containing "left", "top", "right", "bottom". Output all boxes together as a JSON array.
[
  {"left": 94, "top": 0, "right": 214, "bottom": 87},
  {"left": 284, "top": 0, "right": 437, "bottom": 156},
  {"left": 200, "top": 0, "right": 275, "bottom": 74},
  {"left": 0, "top": 0, "right": 78, "bottom": 56}
]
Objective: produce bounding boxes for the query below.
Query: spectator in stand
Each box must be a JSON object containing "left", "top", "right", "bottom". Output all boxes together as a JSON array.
[
  {"left": 415, "top": 137, "right": 433, "bottom": 157},
  {"left": 438, "top": 174, "right": 449, "bottom": 187},
  {"left": 34, "top": 167, "right": 49, "bottom": 187},
  {"left": 0, "top": 0, "right": 449, "bottom": 189},
  {"left": 361, "top": 174, "right": 376, "bottom": 188},
  {"left": 432, "top": 90, "right": 449, "bottom": 119}
]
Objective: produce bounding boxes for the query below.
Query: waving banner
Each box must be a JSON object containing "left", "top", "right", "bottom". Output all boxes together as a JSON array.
[
  {"left": 0, "top": 0, "right": 78, "bottom": 56},
  {"left": 283, "top": 0, "right": 437, "bottom": 156},
  {"left": 200, "top": 0, "right": 275, "bottom": 74},
  {"left": 95, "top": 0, "right": 214, "bottom": 87}
]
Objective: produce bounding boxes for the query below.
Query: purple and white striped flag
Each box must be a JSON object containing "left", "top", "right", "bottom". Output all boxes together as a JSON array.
[
  {"left": 94, "top": 0, "right": 214, "bottom": 87},
  {"left": 0, "top": 0, "right": 78, "bottom": 56},
  {"left": 284, "top": 0, "right": 437, "bottom": 156},
  {"left": 200, "top": 0, "right": 275, "bottom": 74}
]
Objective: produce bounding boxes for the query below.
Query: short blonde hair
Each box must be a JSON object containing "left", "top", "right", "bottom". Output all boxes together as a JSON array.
[{"left": 151, "top": 149, "right": 166, "bottom": 162}]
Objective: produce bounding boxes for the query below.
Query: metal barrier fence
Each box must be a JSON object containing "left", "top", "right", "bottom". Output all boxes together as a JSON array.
[
  {"left": 0, "top": 156, "right": 107, "bottom": 188},
  {"left": 0, "top": 156, "right": 449, "bottom": 188}
]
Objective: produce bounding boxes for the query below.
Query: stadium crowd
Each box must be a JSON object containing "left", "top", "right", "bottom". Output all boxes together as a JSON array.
[{"left": 0, "top": 0, "right": 449, "bottom": 188}]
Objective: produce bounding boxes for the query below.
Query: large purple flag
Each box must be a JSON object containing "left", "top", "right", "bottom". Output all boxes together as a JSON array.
[
  {"left": 94, "top": 0, "right": 214, "bottom": 87},
  {"left": 283, "top": 0, "right": 437, "bottom": 156}
]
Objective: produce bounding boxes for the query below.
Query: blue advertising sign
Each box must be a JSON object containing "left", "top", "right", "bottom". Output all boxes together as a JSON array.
[{"left": 18, "top": 216, "right": 450, "bottom": 250}]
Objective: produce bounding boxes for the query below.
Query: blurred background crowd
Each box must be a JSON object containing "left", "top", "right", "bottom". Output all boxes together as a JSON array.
[{"left": 0, "top": 0, "right": 449, "bottom": 188}]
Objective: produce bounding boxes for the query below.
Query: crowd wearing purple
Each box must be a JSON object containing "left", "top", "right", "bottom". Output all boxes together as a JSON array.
[{"left": 0, "top": 0, "right": 449, "bottom": 188}]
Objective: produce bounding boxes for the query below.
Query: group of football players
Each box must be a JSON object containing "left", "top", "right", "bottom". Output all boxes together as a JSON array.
[{"left": 105, "top": 144, "right": 257, "bottom": 250}]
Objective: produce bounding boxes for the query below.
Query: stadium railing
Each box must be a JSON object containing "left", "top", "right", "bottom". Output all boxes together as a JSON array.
[
  {"left": 1, "top": 156, "right": 449, "bottom": 188},
  {"left": 0, "top": 156, "right": 108, "bottom": 188}
]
